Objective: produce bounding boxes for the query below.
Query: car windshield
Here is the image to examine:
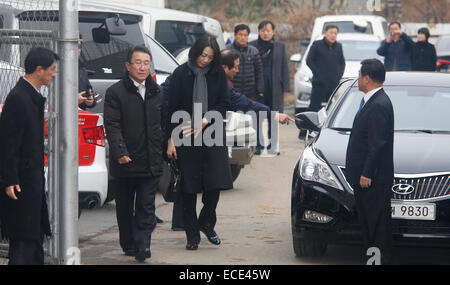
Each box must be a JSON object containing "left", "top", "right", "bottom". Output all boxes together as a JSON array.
[
  {"left": 322, "top": 21, "right": 373, "bottom": 34},
  {"left": 145, "top": 35, "right": 178, "bottom": 74},
  {"left": 18, "top": 11, "right": 145, "bottom": 80},
  {"left": 329, "top": 86, "right": 450, "bottom": 132},
  {"left": 155, "top": 20, "right": 205, "bottom": 57},
  {"left": 341, "top": 40, "right": 382, "bottom": 61}
]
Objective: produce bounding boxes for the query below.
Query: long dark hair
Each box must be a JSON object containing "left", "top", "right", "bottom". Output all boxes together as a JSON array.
[{"left": 188, "top": 35, "right": 222, "bottom": 72}]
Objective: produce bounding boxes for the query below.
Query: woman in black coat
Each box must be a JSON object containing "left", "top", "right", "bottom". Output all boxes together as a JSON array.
[
  {"left": 166, "top": 36, "right": 232, "bottom": 250},
  {"left": 412, "top": 27, "right": 437, "bottom": 72}
]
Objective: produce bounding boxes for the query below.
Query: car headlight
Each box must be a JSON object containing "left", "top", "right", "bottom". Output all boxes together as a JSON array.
[{"left": 299, "top": 146, "right": 344, "bottom": 191}]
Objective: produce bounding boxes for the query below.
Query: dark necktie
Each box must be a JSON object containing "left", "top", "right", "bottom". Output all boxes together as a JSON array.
[{"left": 355, "top": 98, "right": 365, "bottom": 118}]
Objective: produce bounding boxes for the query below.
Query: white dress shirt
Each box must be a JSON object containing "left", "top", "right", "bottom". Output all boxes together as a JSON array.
[
  {"left": 130, "top": 77, "right": 146, "bottom": 100},
  {"left": 363, "top": 87, "right": 382, "bottom": 106}
]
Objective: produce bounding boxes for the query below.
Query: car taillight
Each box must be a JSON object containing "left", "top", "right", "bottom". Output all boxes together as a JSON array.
[
  {"left": 152, "top": 72, "right": 157, "bottom": 81},
  {"left": 83, "top": 126, "right": 105, "bottom": 147}
]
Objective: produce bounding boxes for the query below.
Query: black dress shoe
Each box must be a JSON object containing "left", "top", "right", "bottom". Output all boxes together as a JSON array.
[
  {"left": 200, "top": 229, "right": 221, "bottom": 245},
  {"left": 186, "top": 242, "right": 199, "bottom": 251},
  {"left": 135, "top": 248, "right": 150, "bottom": 262},
  {"left": 156, "top": 216, "right": 164, "bottom": 223}
]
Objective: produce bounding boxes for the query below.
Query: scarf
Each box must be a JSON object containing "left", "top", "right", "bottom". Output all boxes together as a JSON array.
[
  {"left": 257, "top": 36, "right": 274, "bottom": 60},
  {"left": 188, "top": 61, "right": 211, "bottom": 129}
]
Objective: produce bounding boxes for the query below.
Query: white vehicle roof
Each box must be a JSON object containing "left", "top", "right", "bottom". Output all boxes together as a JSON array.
[
  {"left": 315, "top": 15, "right": 387, "bottom": 22},
  {"left": 312, "top": 33, "right": 382, "bottom": 42}
]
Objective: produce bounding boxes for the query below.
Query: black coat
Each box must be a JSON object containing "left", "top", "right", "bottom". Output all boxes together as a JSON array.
[
  {"left": 345, "top": 89, "right": 394, "bottom": 186},
  {"left": 104, "top": 75, "right": 164, "bottom": 178},
  {"left": 306, "top": 38, "right": 345, "bottom": 88},
  {"left": 412, "top": 42, "right": 437, "bottom": 72},
  {"left": 0, "top": 78, "right": 51, "bottom": 241},
  {"left": 227, "top": 42, "right": 264, "bottom": 101},
  {"left": 78, "top": 62, "right": 97, "bottom": 110},
  {"left": 167, "top": 63, "right": 232, "bottom": 194},
  {"left": 249, "top": 39, "right": 291, "bottom": 112}
]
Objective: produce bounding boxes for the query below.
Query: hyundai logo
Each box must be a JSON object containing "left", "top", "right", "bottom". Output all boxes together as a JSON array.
[{"left": 392, "top": 184, "right": 415, "bottom": 195}]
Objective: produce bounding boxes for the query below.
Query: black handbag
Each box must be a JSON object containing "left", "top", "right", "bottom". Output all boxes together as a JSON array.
[{"left": 158, "top": 157, "right": 180, "bottom": 203}]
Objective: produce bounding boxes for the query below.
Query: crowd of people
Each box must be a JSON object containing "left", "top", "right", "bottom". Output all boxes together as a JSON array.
[{"left": 0, "top": 17, "right": 440, "bottom": 265}]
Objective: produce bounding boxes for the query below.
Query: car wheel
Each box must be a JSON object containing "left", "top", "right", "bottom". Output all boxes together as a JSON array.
[
  {"left": 230, "top": 164, "right": 242, "bottom": 182},
  {"left": 292, "top": 235, "right": 327, "bottom": 258}
]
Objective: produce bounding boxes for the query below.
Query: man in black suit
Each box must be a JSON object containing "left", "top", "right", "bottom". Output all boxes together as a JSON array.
[
  {"left": 0, "top": 47, "right": 59, "bottom": 265},
  {"left": 345, "top": 59, "right": 394, "bottom": 265}
]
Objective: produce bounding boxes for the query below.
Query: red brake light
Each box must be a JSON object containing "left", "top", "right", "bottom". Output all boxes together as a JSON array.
[
  {"left": 152, "top": 73, "right": 157, "bottom": 81},
  {"left": 82, "top": 126, "right": 105, "bottom": 147}
]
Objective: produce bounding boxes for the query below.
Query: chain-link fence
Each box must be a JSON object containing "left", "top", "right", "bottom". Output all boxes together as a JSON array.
[{"left": 0, "top": 0, "right": 64, "bottom": 264}]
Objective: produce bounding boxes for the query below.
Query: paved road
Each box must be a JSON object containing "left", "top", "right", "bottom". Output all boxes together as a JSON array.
[{"left": 76, "top": 116, "right": 450, "bottom": 265}]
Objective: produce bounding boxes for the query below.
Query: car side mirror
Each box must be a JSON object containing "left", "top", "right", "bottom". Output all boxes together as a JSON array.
[
  {"left": 295, "top": 112, "right": 320, "bottom": 132},
  {"left": 290, "top": 53, "right": 302, "bottom": 63},
  {"left": 105, "top": 15, "right": 127, "bottom": 36}
]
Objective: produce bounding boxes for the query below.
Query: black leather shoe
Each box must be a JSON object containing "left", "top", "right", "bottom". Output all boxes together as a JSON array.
[
  {"left": 156, "top": 216, "right": 164, "bottom": 223},
  {"left": 200, "top": 229, "right": 221, "bottom": 245},
  {"left": 186, "top": 242, "right": 199, "bottom": 251},
  {"left": 135, "top": 248, "right": 150, "bottom": 262}
]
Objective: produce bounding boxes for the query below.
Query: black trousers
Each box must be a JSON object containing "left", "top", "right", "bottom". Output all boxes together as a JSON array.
[
  {"left": 114, "top": 176, "right": 158, "bottom": 251},
  {"left": 354, "top": 181, "right": 393, "bottom": 265},
  {"left": 181, "top": 190, "right": 220, "bottom": 243},
  {"left": 309, "top": 83, "right": 335, "bottom": 112},
  {"left": 172, "top": 193, "right": 184, "bottom": 228},
  {"left": 8, "top": 233, "right": 44, "bottom": 265}
]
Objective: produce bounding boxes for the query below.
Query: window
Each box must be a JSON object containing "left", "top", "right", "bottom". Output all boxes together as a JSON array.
[
  {"left": 19, "top": 11, "right": 146, "bottom": 80},
  {"left": 155, "top": 20, "right": 205, "bottom": 57},
  {"left": 326, "top": 80, "right": 354, "bottom": 115},
  {"left": 146, "top": 35, "right": 178, "bottom": 74},
  {"left": 323, "top": 21, "right": 373, "bottom": 35},
  {"left": 341, "top": 40, "right": 383, "bottom": 61}
]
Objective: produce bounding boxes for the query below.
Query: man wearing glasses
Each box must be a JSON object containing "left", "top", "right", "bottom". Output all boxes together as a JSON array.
[{"left": 104, "top": 46, "right": 164, "bottom": 262}]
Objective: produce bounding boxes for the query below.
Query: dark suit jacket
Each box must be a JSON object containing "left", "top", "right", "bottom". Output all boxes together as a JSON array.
[
  {"left": 345, "top": 88, "right": 394, "bottom": 186},
  {"left": 0, "top": 77, "right": 51, "bottom": 240}
]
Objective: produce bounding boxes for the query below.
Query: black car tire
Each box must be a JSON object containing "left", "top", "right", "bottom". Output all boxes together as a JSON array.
[
  {"left": 293, "top": 236, "right": 327, "bottom": 258},
  {"left": 230, "top": 164, "right": 242, "bottom": 182}
]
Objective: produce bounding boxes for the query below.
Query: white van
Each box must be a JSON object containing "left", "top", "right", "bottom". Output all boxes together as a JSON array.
[{"left": 87, "top": 1, "right": 225, "bottom": 63}]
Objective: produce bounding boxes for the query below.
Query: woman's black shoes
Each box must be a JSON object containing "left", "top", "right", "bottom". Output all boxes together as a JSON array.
[
  {"left": 200, "top": 229, "right": 221, "bottom": 245},
  {"left": 186, "top": 242, "right": 199, "bottom": 251}
]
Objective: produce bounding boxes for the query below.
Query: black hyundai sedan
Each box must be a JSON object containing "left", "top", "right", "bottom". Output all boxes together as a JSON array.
[{"left": 292, "top": 72, "right": 450, "bottom": 257}]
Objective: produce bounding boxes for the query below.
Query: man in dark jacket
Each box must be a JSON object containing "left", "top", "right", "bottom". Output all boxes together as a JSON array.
[
  {"left": 227, "top": 24, "right": 265, "bottom": 153},
  {"left": 104, "top": 46, "right": 164, "bottom": 262},
  {"left": 77, "top": 37, "right": 96, "bottom": 110},
  {"left": 0, "top": 47, "right": 58, "bottom": 265},
  {"left": 250, "top": 20, "right": 290, "bottom": 155},
  {"left": 306, "top": 25, "right": 346, "bottom": 112},
  {"left": 377, "top": 22, "right": 415, "bottom": 71},
  {"left": 345, "top": 59, "right": 394, "bottom": 265}
]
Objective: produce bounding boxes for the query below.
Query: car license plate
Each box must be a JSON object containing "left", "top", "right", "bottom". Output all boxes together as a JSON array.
[{"left": 391, "top": 202, "right": 436, "bottom": 221}]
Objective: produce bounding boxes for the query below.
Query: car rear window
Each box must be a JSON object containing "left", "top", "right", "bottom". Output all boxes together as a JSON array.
[
  {"left": 17, "top": 11, "right": 145, "bottom": 80},
  {"left": 322, "top": 21, "right": 373, "bottom": 34}
]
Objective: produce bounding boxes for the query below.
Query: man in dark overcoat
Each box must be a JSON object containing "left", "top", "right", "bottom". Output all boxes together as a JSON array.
[
  {"left": 306, "top": 25, "right": 345, "bottom": 112},
  {"left": 250, "top": 20, "right": 290, "bottom": 155},
  {"left": 0, "top": 47, "right": 59, "bottom": 265},
  {"left": 104, "top": 46, "right": 164, "bottom": 262},
  {"left": 345, "top": 59, "right": 394, "bottom": 265}
]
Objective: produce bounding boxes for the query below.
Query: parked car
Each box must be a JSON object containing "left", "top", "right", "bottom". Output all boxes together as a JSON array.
[
  {"left": 86, "top": 0, "right": 226, "bottom": 63},
  {"left": 306, "top": 15, "right": 388, "bottom": 47},
  {"left": 0, "top": 62, "right": 107, "bottom": 211},
  {"left": 436, "top": 35, "right": 450, "bottom": 73},
  {"left": 291, "top": 33, "right": 382, "bottom": 114},
  {"left": 292, "top": 72, "right": 450, "bottom": 258}
]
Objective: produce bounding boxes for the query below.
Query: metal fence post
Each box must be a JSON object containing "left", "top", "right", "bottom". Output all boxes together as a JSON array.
[{"left": 58, "top": 0, "right": 80, "bottom": 265}]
